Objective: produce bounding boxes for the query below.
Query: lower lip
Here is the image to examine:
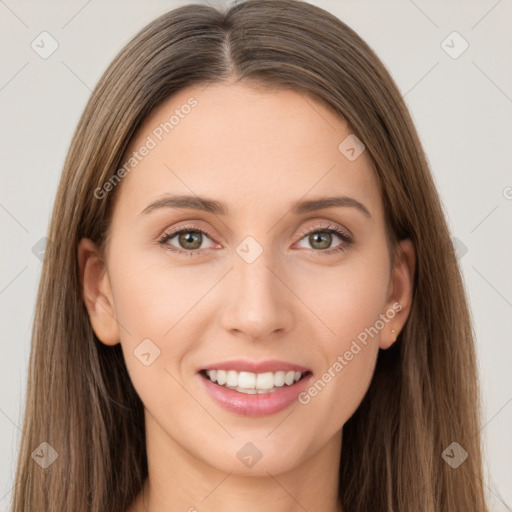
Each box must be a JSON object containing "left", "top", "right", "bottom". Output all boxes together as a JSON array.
[{"left": 199, "top": 372, "right": 313, "bottom": 417}]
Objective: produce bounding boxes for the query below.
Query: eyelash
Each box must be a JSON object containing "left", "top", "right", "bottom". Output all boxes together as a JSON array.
[{"left": 157, "top": 223, "right": 353, "bottom": 257}]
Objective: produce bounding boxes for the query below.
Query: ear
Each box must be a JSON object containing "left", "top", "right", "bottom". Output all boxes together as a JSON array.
[
  {"left": 77, "top": 238, "right": 120, "bottom": 346},
  {"left": 379, "top": 238, "right": 415, "bottom": 350}
]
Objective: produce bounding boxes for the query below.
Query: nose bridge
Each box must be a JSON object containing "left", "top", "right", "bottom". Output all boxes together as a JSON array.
[{"left": 221, "top": 236, "right": 293, "bottom": 339}]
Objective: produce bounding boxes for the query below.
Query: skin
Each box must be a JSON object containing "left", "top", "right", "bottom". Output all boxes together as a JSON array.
[{"left": 78, "top": 82, "right": 415, "bottom": 512}]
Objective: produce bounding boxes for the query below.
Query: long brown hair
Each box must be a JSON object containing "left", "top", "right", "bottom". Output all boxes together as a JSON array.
[{"left": 11, "top": 1, "right": 488, "bottom": 510}]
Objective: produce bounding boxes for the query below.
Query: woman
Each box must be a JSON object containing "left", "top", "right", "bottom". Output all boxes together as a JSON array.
[{"left": 11, "top": 1, "right": 488, "bottom": 511}]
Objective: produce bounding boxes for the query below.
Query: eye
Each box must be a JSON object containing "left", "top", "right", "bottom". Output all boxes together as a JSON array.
[
  {"left": 158, "top": 222, "right": 353, "bottom": 257},
  {"left": 294, "top": 223, "right": 352, "bottom": 254},
  {"left": 158, "top": 225, "right": 217, "bottom": 256}
]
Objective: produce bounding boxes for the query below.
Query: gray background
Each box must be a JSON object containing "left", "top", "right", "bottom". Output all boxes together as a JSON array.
[{"left": 1, "top": 0, "right": 511, "bottom": 510}]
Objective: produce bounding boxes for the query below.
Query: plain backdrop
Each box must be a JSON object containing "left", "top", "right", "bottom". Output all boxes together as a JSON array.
[{"left": 1, "top": 1, "right": 511, "bottom": 510}]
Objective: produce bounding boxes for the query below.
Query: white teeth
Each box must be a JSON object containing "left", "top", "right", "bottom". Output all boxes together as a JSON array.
[
  {"left": 256, "top": 372, "right": 274, "bottom": 390},
  {"left": 204, "top": 369, "right": 305, "bottom": 392},
  {"left": 274, "top": 371, "right": 285, "bottom": 386},
  {"left": 216, "top": 370, "right": 227, "bottom": 385},
  {"left": 284, "top": 371, "right": 295, "bottom": 386},
  {"left": 237, "top": 387, "right": 258, "bottom": 394},
  {"left": 226, "top": 370, "right": 238, "bottom": 387},
  {"left": 238, "top": 371, "right": 256, "bottom": 389}
]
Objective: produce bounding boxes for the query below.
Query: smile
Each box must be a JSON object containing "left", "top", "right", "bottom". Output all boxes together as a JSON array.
[
  {"left": 198, "top": 365, "right": 313, "bottom": 417},
  {"left": 202, "top": 369, "right": 306, "bottom": 394}
]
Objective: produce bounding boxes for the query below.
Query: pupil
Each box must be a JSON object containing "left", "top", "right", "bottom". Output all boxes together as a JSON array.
[
  {"left": 179, "top": 231, "right": 202, "bottom": 250},
  {"left": 311, "top": 232, "right": 331, "bottom": 250}
]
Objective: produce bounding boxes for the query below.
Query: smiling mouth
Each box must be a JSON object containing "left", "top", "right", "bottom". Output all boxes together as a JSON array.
[{"left": 199, "top": 369, "right": 312, "bottom": 395}]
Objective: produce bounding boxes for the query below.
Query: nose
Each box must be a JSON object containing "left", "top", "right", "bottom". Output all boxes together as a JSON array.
[{"left": 220, "top": 244, "right": 295, "bottom": 341}]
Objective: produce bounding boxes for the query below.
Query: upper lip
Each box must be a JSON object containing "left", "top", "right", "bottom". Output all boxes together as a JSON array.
[{"left": 199, "top": 359, "right": 311, "bottom": 374}]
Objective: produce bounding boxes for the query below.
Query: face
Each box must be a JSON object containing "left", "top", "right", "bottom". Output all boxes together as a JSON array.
[{"left": 79, "top": 82, "right": 414, "bottom": 477}]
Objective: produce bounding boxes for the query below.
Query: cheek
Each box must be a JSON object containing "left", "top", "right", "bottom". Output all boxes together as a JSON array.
[
  {"left": 293, "top": 243, "right": 390, "bottom": 344},
  {"left": 291, "top": 249, "right": 389, "bottom": 428},
  {"left": 109, "top": 254, "right": 210, "bottom": 426},
  {"left": 108, "top": 246, "right": 209, "bottom": 340},
  {"left": 296, "top": 341, "right": 378, "bottom": 458},
  {"left": 107, "top": 246, "right": 211, "bottom": 394}
]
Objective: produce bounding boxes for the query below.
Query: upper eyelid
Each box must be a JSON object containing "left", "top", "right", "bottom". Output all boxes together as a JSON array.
[{"left": 299, "top": 222, "right": 351, "bottom": 239}]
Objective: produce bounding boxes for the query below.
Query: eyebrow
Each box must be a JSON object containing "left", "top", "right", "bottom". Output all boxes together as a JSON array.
[
  {"left": 292, "top": 196, "right": 371, "bottom": 218},
  {"left": 140, "top": 195, "right": 227, "bottom": 216},
  {"left": 140, "top": 194, "right": 371, "bottom": 218}
]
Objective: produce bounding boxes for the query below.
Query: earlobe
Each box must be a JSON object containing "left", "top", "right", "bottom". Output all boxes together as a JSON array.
[
  {"left": 380, "top": 238, "right": 415, "bottom": 350},
  {"left": 77, "top": 238, "right": 120, "bottom": 346}
]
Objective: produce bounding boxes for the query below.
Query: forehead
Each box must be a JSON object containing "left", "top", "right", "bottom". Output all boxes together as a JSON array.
[{"left": 114, "top": 82, "right": 382, "bottom": 222}]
